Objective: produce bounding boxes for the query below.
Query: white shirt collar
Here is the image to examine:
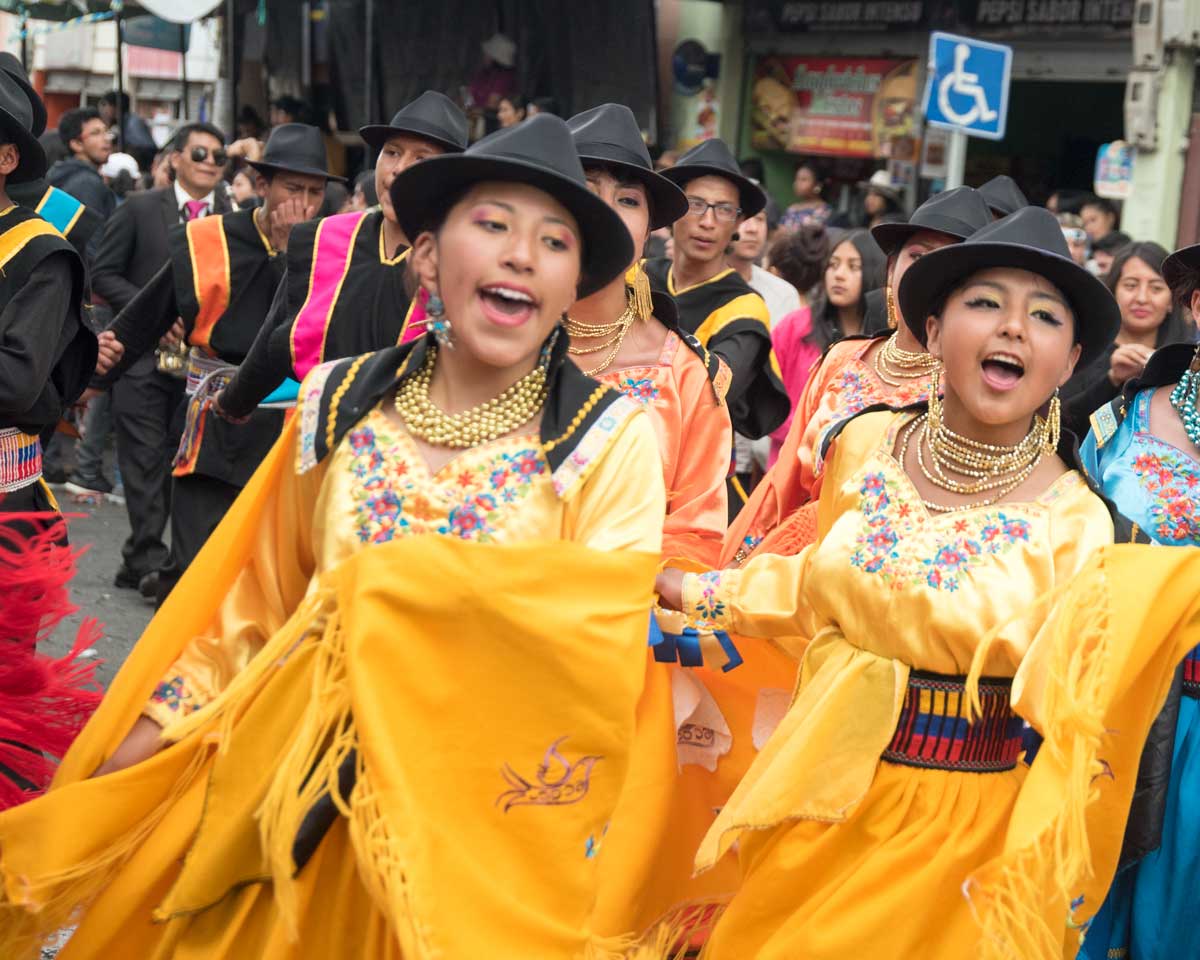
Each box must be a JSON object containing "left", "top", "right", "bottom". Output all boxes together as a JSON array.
[{"left": 174, "top": 181, "right": 216, "bottom": 217}]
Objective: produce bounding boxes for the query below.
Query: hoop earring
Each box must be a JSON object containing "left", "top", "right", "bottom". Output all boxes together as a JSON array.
[
  {"left": 423, "top": 291, "right": 453, "bottom": 349},
  {"left": 1043, "top": 388, "right": 1061, "bottom": 455}
]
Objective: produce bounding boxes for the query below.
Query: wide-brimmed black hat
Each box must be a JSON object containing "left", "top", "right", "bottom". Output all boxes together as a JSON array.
[
  {"left": 871, "top": 186, "right": 992, "bottom": 258},
  {"left": 389, "top": 113, "right": 634, "bottom": 298},
  {"left": 0, "top": 69, "right": 44, "bottom": 184},
  {"left": 898, "top": 206, "right": 1119, "bottom": 368},
  {"left": 567, "top": 104, "right": 688, "bottom": 230},
  {"left": 0, "top": 53, "right": 45, "bottom": 138},
  {"left": 658, "top": 138, "right": 766, "bottom": 219},
  {"left": 978, "top": 175, "right": 1029, "bottom": 217},
  {"left": 359, "top": 91, "right": 468, "bottom": 155},
  {"left": 1163, "top": 244, "right": 1200, "bottom": 295},
  {"left": 246, "top": 123, "right": 345, "bottom": 182}
]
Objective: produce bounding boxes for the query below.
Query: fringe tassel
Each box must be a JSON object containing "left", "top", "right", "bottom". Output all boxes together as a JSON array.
[
  {"left": 172, "top": 370, "right": 233, "bottom": 475},
  {"left": 628, "top": 264, "right": 655, "bottom": 324},
  {"left": 624, "top": 899, "right": 729, "bottom": 960},
  {"left": 964, "top": 562, "right": 1113, "bottom": 959}
]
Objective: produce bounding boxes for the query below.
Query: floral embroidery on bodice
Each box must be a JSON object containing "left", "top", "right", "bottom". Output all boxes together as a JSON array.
[
  {"left": 848, "top": 468, "right": 1038, "bottom": 592},
  {"left": 339, "top": 408, "right": 549, "bottom": 545}
]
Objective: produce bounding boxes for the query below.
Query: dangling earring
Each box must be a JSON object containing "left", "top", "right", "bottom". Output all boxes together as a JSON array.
[
  {"left": 927, "top": 367, "right": 942, "bottom": 425},
  {"left": 423, "top": 291, "right": 453, "bottom": 349},
  {"left": 885, "top": 285, "right": 900, "bottom": 330},
  {"left": 628, "top": 259, "right": 654, "bottom": 321},
  {"left": 1043, "top": 388, "right": 1061, "bottom": 455}
]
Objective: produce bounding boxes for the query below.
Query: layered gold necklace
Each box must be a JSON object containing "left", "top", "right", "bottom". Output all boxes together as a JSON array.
[
  {"left": 873, "top": 332, "right": 941, "bottom": 388},
  {"left": 394, "top": 345, "right": 549, "bottom": 448},
  {"left": 565, "top": 302, "right": 638, "bottom": 377},
  {"left": 897, "top": 386, "right": 1055, "bottom": 513}
]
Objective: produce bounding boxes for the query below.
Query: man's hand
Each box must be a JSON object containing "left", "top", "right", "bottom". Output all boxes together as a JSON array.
[
  {"left": 159, "top": 318, "right": 186, "bottom": 350},
  {"left": 95, "top": 329, "right": 124, "bottom": 375},
  {"left": 1108, "top": 343, "right": 1154, "bottom": 387},
  {"left": 268, "top": 197, "right": 315, "bottom": 253},
  {"left": 226, "top": 137, "right": 264, "bottom": 163}
]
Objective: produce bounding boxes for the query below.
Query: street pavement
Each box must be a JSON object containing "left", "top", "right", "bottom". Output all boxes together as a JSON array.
[{"left": 42, "top": 493, "right": 156, "bottom": 689}]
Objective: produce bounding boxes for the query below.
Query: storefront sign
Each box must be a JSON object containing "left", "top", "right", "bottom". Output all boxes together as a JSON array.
[
  {"left": 750, "top": 56, "right": 919, "bottom": 159},
  {"left": 1094, "top": 140, "right": 1134, "bottom": 199},
  {"left": 966, "top": 0, "right": 1134, "bottom": 27},
  {"left": 746, "top": 0, "right": 928, "bottom": 32}
]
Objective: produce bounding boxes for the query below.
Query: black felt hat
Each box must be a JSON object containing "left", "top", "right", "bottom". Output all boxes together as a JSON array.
[
  {"left": 978, "top": 175, "right": 1029, "bottom": 217},
  {"left": 0, "top": 53, "right": 45, "bottom": 138},
  {"left": 389, "top": 113, "right": 635, "bottom": 298},
  {"left": 567, "top": 104, "right": 688, "bottom": 230},
  {"left": 246, "top": 123, "right": 345, "bottom": 182},
  {"left": 898, "top": 206, "right": 1120, "bottom": 368},
  {"left": 657, "top": 138, "right": 766, "bottom": 219},
  {"left": 0, "top": 69, "right": 44, "bottom": 184},
  {"left": 871, "top": 186, "right": 992, "bottom": 258},
  {"left": 359, "top": 91, "right": 469, "bottom": 155},
  {"left": 1163, "top": 244, "right": 1200, "bottom": 296}
]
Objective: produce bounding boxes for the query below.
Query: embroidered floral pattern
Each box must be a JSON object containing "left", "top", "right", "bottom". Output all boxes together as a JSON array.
[
  {"left": 1131, "top": 450, "right": 1200, "bottom": 543},
  {"left": 344, "top": 418, "right": 546, "bottom": 544},
  {"left": 693, "top": 569, "right": 726, "bottom": 621},
  {"left": 551, "top": 394, "right": 640, "bottom": 498},
  {"left": 150, "top": 675, "right": 193, "bottom": 714},
  {"left": 849, "top": 469, "right": 1033, "bottom": 592},
  {"left": 613, "top": 375, "right": 661, "bottom": 406}
]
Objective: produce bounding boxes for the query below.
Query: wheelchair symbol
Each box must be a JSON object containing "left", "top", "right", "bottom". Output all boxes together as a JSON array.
[{"left": 938, "top": 43, "right": 998, "bottom": 127}]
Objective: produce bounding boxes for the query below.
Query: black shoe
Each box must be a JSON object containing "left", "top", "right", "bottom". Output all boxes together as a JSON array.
[
  {"left": 65, "top": 472, "right": 114, "bottom": 496},
  {"left": 138, "top": 570, "right": 159, "bottom": 604},
  {"left": 42, "top": 465, "right": 68, "bottom": 485},
  {"left": 114, "top": 564, "right": 142, "bottom": 589}
]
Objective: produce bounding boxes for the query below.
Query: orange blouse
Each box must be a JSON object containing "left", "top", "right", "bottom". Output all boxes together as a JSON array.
[
  {"left": 721, "top": 336, "right": 931, "bottom": 566},
  {"left": 599, "top": 331, "right": 732, "bottom": 566}
]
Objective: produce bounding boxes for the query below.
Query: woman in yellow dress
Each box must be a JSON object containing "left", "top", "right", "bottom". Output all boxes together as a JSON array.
[
  {"left": 723, "top": 186, "right": 993, "bottom": 565},
  {"left": 656, "top": 207, "right": 1197, "bottom": 959},
  {"left": 0, "top": 115, "right": 669, "bottom": 959}
]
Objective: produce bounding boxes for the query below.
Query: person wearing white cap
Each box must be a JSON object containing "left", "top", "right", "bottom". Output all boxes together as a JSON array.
[{"left": 470, "top": 31, "right": 518, "bottom": 114}]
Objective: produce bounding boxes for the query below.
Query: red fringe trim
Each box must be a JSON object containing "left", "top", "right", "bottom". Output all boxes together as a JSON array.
[{"left": 0, "top": 511, "right": 104, "bottom": 810}]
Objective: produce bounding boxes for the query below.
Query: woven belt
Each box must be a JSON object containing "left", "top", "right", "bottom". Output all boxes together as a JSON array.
[
  {"left": 1185, "top": 646, "right": 1200, "bottom": 699},
  {"left": 882, "top": 669, "right": 1023, "bottom": 773},
  {"left": 0, "top": 427, "right": 42, "bottom": 493},
  {"left": 184, "top": 347, "right": 237, "bottom": 397}
]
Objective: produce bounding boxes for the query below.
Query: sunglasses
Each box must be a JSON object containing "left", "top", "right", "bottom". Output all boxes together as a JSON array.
[
  {"left": 189, "top": 146, "right": 229, "bottom": 166},
  {"left": 1062, "top": 228, "right": 1087, "bottom": 244}
]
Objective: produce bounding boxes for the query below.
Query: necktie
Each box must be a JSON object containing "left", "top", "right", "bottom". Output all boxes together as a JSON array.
[{"left": 183, "top": 199, "right": 209, "bottom": 221}]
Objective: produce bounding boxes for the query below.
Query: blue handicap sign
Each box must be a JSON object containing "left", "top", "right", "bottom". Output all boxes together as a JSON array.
[{"left": 923, "top": 32, "right": 1012, "bottom": 141}]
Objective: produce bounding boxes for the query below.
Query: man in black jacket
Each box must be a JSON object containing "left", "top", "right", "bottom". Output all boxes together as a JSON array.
[
  {"left": 91, "top": 121, "right": 230, "bottom": 597},
  {"left": 46, "top": 107, "right": 116, "bottom": 257}
]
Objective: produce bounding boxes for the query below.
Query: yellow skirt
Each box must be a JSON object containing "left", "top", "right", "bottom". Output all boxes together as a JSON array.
[
  {"left": 704, "top": 760, "right": 1027, "bottom": 958},
  {"left": 60, "top": 788, "right": 396, "bottom": 960}
]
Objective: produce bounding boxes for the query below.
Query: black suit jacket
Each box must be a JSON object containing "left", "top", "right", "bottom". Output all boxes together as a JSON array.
[
  {"left": 92, "top": 186, "right": 233, "bottom": 314},
  {"left": 91, "top": 186, "right": 232, "bottom": 373}
]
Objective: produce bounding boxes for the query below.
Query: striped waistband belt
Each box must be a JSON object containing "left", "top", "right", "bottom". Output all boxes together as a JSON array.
[
  {"left": 1185, "top": 646, "right": 1200, "bottom": 699},
  {"left": 0, "top": 427, "right": 43, "bottom": 493},
  {"left": 184, "top": 348, "right": 237, "bottom": 397},
  {"left": 882, "top": 669, "right": 1023, "bottom": 773}
]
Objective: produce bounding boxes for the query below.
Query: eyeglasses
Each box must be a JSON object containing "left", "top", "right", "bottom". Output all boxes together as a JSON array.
[
  {"left": 1062, "top": 228, "right": 1087, "bottom": 244},
  {"left": 685, "top": 196, "right": 741, "bottom": 222},
  {"left": 190, "top": 146, "right": 229, "bottom": 166}
]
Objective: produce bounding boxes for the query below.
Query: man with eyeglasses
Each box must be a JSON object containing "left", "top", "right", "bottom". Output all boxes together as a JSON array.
[
  {"left": 91, "top": 121, "right": 233, "bottom": 600},
  {"left": 645, "top": 139, "right": 789, "bottom": 513},
  {"left": 215, "top": 91, "right": 469, "bottom": 421}
]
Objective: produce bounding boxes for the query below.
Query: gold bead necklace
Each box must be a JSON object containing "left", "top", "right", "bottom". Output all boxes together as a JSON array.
[
  {"left": 897, "top": 407, "right": 1049, "bottom": 513},
  {"left": 565, "top": 302, "right": 638, "bottom": 376},
  {"left": 873, "top": 332, "right": 941, "bottom": 388},
  {"left": 393, "top": 345, "right": 549, "bottom": 448}
]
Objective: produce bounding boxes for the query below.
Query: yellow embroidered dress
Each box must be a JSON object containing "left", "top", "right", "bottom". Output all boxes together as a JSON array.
[
  {"left": 0, "top": 336, "right": 667, "bottom": 960},
  {"left": 678, "top": 409, "right": 1196, "bottom": 959}
]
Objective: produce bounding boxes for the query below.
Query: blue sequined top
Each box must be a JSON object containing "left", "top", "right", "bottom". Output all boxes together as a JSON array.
[{"left": 1081, "top": 387, "right": 1200, "bottom": 546}]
